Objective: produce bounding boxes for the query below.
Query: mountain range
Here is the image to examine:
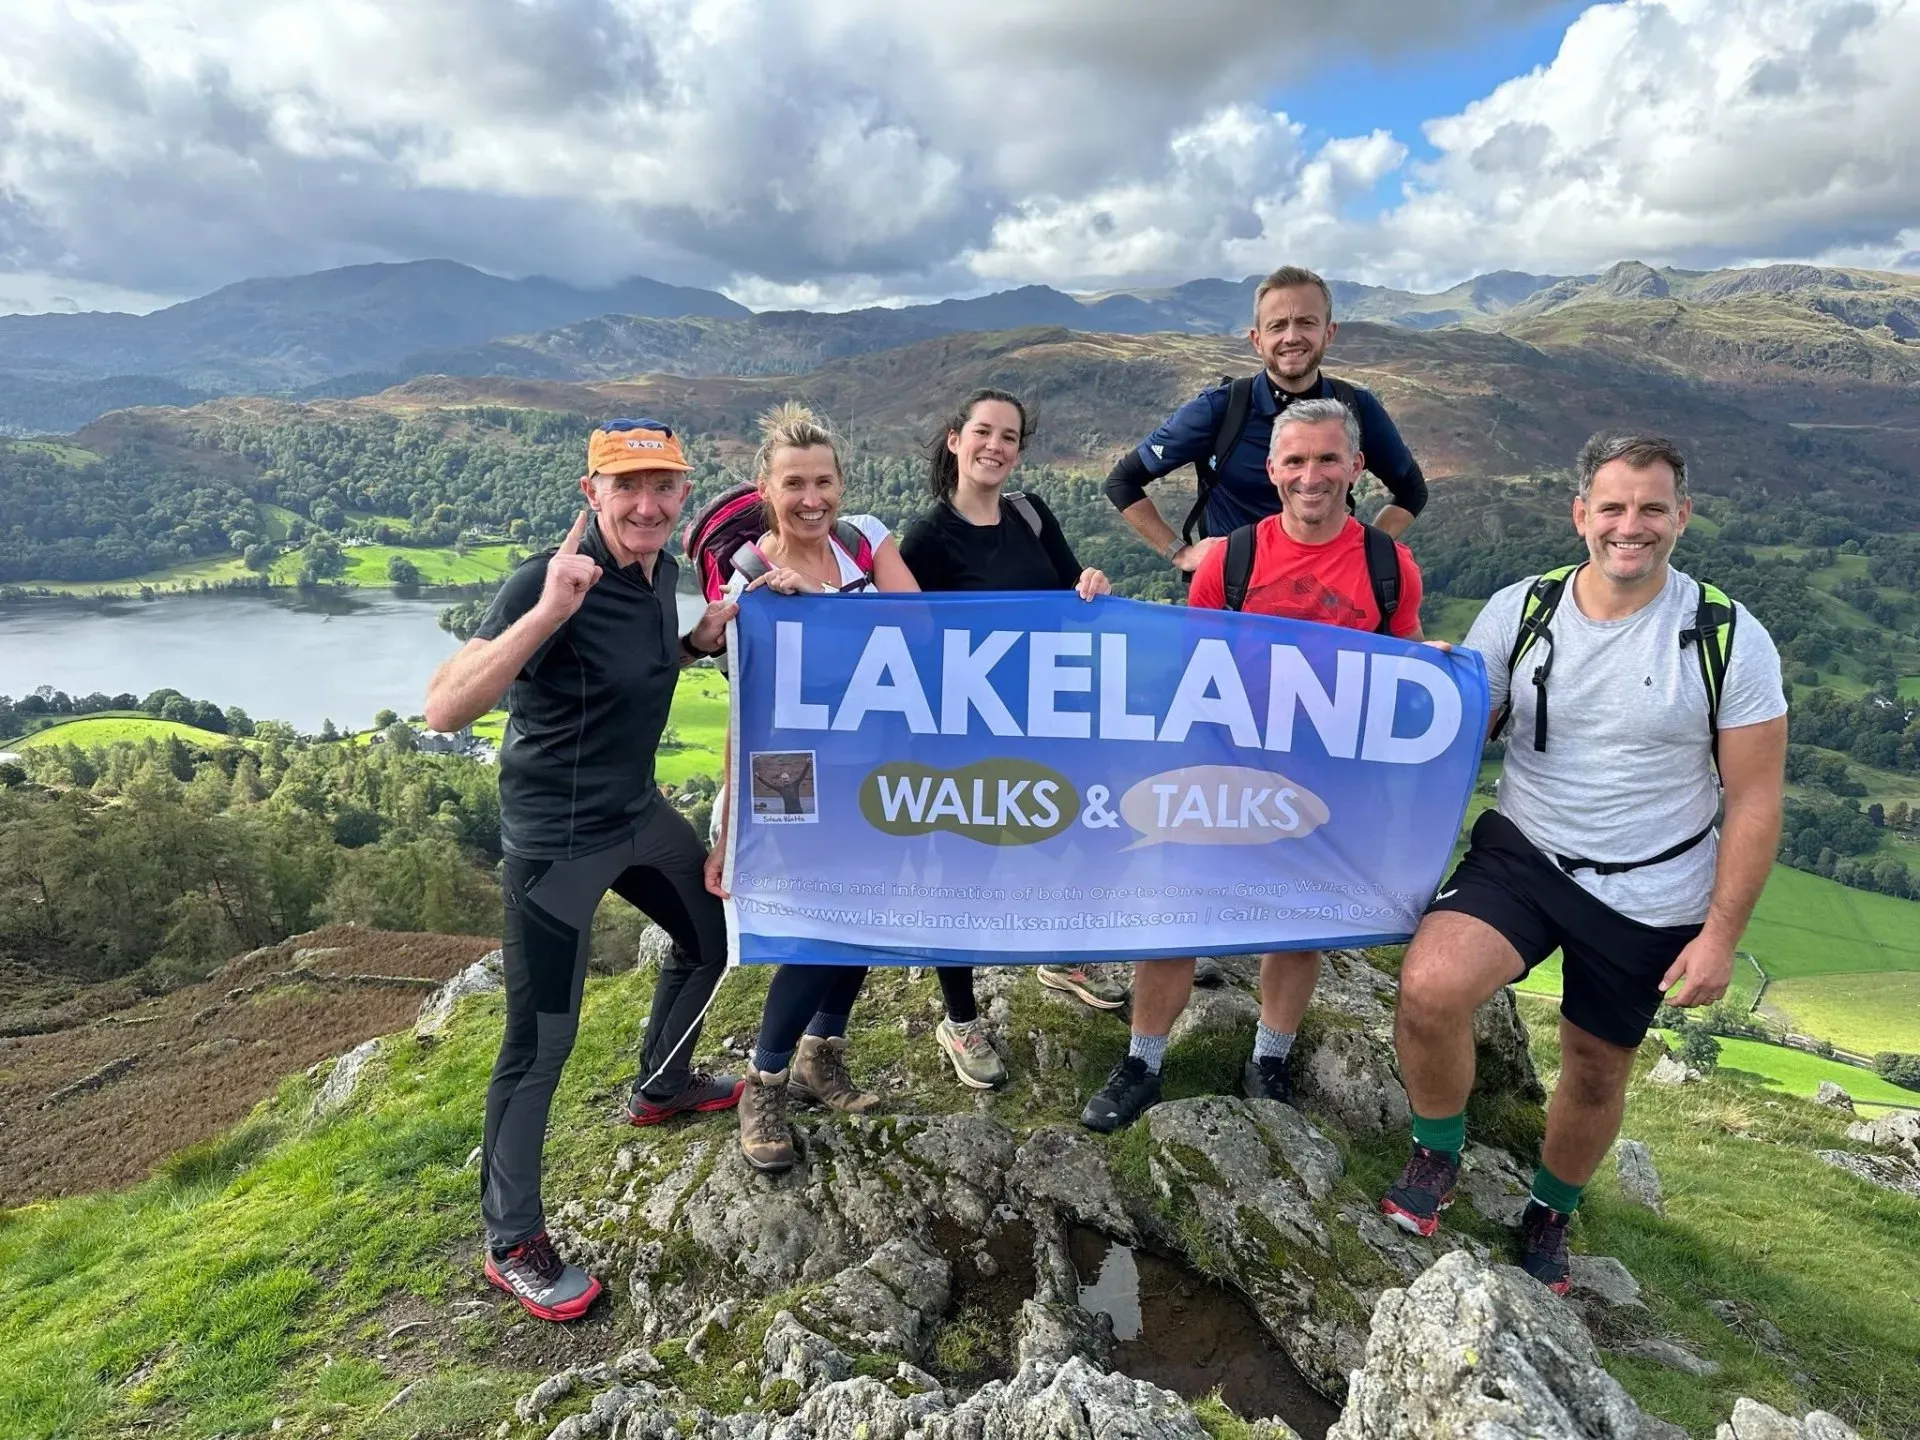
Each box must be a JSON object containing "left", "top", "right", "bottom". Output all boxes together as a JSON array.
[{"left": 1, "top": 257, "right": 1917, "bottom": 439}]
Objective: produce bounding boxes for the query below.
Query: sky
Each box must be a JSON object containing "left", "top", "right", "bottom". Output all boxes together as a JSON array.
[{"left": 1, "top": 0, "right": 1915, "bottom": 316}]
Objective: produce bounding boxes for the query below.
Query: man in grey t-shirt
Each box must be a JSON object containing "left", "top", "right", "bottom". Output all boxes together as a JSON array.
[{"left": 1377, "top": 433, "right": 1787, "bottom": 1295}]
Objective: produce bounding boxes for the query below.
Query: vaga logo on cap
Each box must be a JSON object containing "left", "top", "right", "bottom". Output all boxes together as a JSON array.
[{"left": 625, "top": 438, "right": 666, "bottom": 449}]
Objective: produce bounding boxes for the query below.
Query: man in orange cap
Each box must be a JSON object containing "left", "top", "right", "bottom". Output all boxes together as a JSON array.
[{"left": 427, "top": 419, "right": 737, "bottom": 1321}]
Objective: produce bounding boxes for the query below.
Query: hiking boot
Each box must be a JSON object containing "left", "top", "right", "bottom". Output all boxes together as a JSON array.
[
  {"left": 791, "top": 1035, "right": 880, "bottom": 1114},
  {"left": 626, "top": 1069, "right": 744, "bottom": 1127},
  {"left": 1080, "top": 1056, "right": 1163, "bottom": 1133},
  {"left": 1519, "top": 1200, "right": 1572, "bottom": 1295},
  {"left": 1242, "top": 1053, "right": 1297, "bottom": 1107},
  {"left": 484, "top": 1231, "right": 602, "bottom": 1322},
  {"left": 935, "top": 1017, "right": 1006, "bottom": 1089},
  {"left": 1380, "top": 1143, "right": 1461, "bottom": 1237},
  {"left": 738, "top": 1066, "right": 796, "bottom": 1173},
  {"left": 1036, "top": 964, "right": 1129, "bottom": 1011}
]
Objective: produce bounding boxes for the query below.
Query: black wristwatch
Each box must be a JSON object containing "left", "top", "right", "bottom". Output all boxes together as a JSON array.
[{"left": 680, "top": 631, "right": 723, "bottom": 659}]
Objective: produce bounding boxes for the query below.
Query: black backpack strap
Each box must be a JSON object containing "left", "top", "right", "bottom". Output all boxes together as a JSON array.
[
  {"left": 1222, "top": 524, "right": 1258, "bottom": 612},
  {"left": 1360, "top": 523, "right": 1400, "bottom": 633},
  {"left": 730, "top": 543, "right": 770, "bottom": 586},
  {"left": 1491, "top": 565, "right": 1578, "bottom": 747},
  {"left": 1326, "top": 375, "right": 1358, "bottom": 413},
  {"left": 1182, "top": 375, "right": 1255, "bottom": 545},
  {"left": 1005, "top": 492, "right": 1043, "bottom": 536},
  {"left": 1681, "top": 581, "right": 1737, "bottom": 774}
]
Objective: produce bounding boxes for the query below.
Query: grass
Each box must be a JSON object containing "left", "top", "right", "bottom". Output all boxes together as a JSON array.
[
  {"left": 1764, "top": 973, "right": 1920, "bottom": 1060},
  {"left": 1657, "top": 1031, "right": 1919, "bottom": 1113},
  {"left": 1740, "top": 866, "right": 1920, "bottom": 984},
  {"left": 4, "top": 439, "right": 100, "bottom": 467},
  {"left": 13, "top": 716, "right": 236, "bottom": 750},
  {"left": 1511, "top": 999, "right": 1920, "bottom": 1439}
]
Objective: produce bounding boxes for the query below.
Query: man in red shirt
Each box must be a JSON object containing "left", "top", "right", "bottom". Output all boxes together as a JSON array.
[{"left": 1082, "top": 397, "right": 1426, "bottom": 1132}]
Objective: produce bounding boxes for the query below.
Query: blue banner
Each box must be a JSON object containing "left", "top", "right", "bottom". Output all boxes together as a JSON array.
[{"left": 723, "top": 592, "right": 1488, "bottom": 967}]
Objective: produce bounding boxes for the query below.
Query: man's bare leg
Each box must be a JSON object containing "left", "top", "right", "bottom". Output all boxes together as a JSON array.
[
  {"left": 1539, "top": 1020, "right": 1636, "bottom": 1187},
  {"left": 1380, "top": 911, "right": 1524, "bottom": 1235}
]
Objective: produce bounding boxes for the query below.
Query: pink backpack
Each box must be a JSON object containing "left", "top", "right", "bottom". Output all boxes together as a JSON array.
[{"left": 681, "top": 482, "right": 875, "bottom": 601}]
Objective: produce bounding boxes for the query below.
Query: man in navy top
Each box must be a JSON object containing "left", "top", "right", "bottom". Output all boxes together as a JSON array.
[{"left": 1104, "top": 264, "right": 1428, "bottom": 578}]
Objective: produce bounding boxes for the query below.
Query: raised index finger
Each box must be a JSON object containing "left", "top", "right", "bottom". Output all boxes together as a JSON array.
[{"left": 558, "top": 509, "right": 591, "bottom": 555}]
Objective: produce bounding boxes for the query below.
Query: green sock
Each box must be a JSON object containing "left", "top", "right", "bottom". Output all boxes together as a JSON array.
[
  {"left": 1410, "top": 1110, "right": 1466, "bottom": 1158},
  {"left": 1530, "top": 1164, "right": 1584, "bottom": 1216}
]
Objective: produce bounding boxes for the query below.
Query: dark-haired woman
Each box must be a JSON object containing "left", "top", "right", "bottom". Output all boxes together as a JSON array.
[{"left": 898, "top": 389, "right": 1126, "bottom": 1091}]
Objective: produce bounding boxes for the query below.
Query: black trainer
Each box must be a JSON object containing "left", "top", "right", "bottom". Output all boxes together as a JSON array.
[
  {"left": 1519, "top": 1200, "right": 1572, "bottom": 1295},
  {"left": 1241, "top": 1054, "right": 1296, "bottom": 1107},
  {"left": 1380, "top": 1143, "right": 1461, "bottom": 1237},
  {"left": 1080, "top": 1056, "right": 1163, "bottom": 1133}
]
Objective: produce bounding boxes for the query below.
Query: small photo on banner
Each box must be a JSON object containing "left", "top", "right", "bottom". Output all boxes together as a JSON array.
[{"left": 750, "top": 750, "right": 818, "bottom": 823}]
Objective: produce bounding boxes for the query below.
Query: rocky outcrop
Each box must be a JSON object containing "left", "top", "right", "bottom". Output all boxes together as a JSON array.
[
  {"left": 1328, "top": 1251, "right": 1682, "bottom": 1439},
  {"left": 310, "top": 1038, "right": 380, "bottom": 1117},
  {"left": 1646, "top": 1054, "right": 1700, "bottom": 1086},
  {"left": 1812, "top": 1081, "right": 1853, "bottom": 1112},
  {"left": 413, "top": 949, "right": 504, "bottom": 1041},
  {"left": 1814, "top": 1148, "right": 1920, "bottom": 1199}
]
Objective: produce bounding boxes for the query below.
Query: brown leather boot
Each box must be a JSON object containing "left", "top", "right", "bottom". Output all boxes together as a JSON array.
[
  {"left": 738, "top": 1066, "right": 796, "bottom": 1173},
  {"left": 791, "top": 1035, "right": 880, "bottom": 1114}
]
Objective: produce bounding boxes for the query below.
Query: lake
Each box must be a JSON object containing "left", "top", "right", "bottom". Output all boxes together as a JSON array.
[{"left": 0, "top": 589, "right": 709, "bottom": 732}]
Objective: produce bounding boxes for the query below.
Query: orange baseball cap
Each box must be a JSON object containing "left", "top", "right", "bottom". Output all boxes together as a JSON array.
[{"left": 588, "top": 418, "right": 693, "bottom": 476}]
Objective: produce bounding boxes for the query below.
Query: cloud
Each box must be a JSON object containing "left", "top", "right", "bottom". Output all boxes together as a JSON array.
[
  {"left": 0, "top": 0, "right": 1913, "bottom": 315},
  {"left": 0, "top": 0, "right": 1549, "bottom": 308}
]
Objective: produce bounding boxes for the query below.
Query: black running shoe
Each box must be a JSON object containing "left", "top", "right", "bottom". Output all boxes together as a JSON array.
[
  {"left": 1241, "top": 1054, "right": 1296, "bottom": 1107},
  {"left": 1080, "top": 1056, "right": 1163, "bottom": 1133},
  {"left": 1519, "top": 1200, "right": 1572, "bottom": 1295},
  {"left": 1380, "top": 1143, "right": 1461, "bottom": 1237}
]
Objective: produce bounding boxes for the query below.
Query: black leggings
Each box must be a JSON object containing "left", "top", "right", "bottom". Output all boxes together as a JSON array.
[
  {"left": 937, "top": 966, "right": 977, "bottom": 1024},
  {"left": 754, "top": 964, "right": 869, "bottom": 1071},
  {"left": 482, "top": 804, "right": 725, "bottom": 1249}
]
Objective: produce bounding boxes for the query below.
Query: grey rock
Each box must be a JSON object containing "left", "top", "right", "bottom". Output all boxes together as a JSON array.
[
  {"left": 1814, "top": 1149, "right": 1920, "bottom": 1198},
  {"left": 1570, "top": 1255, "right": 1645, "bottom": 1310},
  {"left": 291, "top": 946, "right": 344, "bottom": 966},
  {"left": 1813, "top": 1081, "right": 1854, "bottom": 1112},
  {"left": 635, "top": 924, "right": 676, "bottom": 970},
  {"left": 1846, "top": 1111, "right": 1920, "bottom": 1163},
  {"left": 614, "top": 1346, "right": 663, "bottom": 1380},
  {"left": 916, "top": 1356, "right": 1212, "bottom": 1439},
  {"left": 761, "top": 1311, "right": 853, "bottom": 1393},
  {"left": 1009, "top": 1126, "right": 1140, "bottom": 1242},
  {"left": 516, "top": 1369, "right": 576, "bottom": 1423},
  {"left": 1328, "top": 1250, "right": 1671, "bottom": 1439},
  {"left": 310, "top": 1039, "right": 380, "bottom": 1118},
  {"left": 1297, "top": 1027, "right": 1410, "bottom": 1135},
  {"left": 1456, "top": 1143, "right": 1531, "bottom": 1228},
  {"left": 896, "top": 1362, "right": 943, "bottom": 1394},
  {"left": 1473, "top": 986, "right": 1547, "bottom": 1101},
  {"left": 1616, "top": 1140, "right": 1665, "bottom": 1214},
  {"left": 1647, "top": 1054, "right": 1700, "bottom": 1086},
  {"left": 803, "top": 1237, "right": 950, "bottom": 1359},
  {"left": 903, "top": 1113, "right": 1017, "bottom": 1196},
  {"left": 1015, "top": 1298, "right": 1115, "bottom": 1370},
  {"left": 414, "top": 950, "right": 504, "bottom": 1041},
  {"left": 1168, "top": 984, "right": 1260, "bottom": 1048},
  {"left": 1245, "top": 1097, "right": 1345, "bottom": 1202},
  {"left": 1715, "top": 1397, "right": 1865, "bottom": 1440},
  {"left": 1312, "top": 949, "right": 1397, "bottom": 1025},
  {"left": 1619, "top": 1338, "right": 1721, "bottom": 1376},
  {"left": 378, "top": 1383, "right": 415, "bottom": 1414}
]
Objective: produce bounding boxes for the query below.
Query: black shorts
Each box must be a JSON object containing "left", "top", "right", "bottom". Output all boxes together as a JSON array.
[{"left": 1427, "top": 810, "right": 1702, "bottom": 1048}]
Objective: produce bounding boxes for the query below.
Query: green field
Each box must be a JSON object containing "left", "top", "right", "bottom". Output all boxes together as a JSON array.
[
  {"left": 17, "top": 542, "right": 519, "bottom": 597},
  {"left": 13, "top": 716, "right": 234, "bottom": 750},
  {"left": 257, "top": 503, "right": 302, "bottom": 542},
  {"left": 1767, "top": 973, "right": 1920, "bottom": 1059},
  {"left": 657, "top": 667, "right": 730, "bottom": 786},
  {"left": 1658, "top": 1031, "right": 1919, "bottom": 1114}
]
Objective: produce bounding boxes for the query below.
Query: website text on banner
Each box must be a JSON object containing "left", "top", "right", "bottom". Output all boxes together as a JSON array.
[{"left": 722, "top": 591, "right": 1489, "bottom": 968}]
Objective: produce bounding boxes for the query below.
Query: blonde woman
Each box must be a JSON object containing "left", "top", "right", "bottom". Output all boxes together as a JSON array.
[{"left": 705, "top": 403, "right": 917, "bottom": 1173}]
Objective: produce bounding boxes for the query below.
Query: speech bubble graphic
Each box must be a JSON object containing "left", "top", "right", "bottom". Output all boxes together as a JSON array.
[
  {"left": 861, "top": 758, "right": 1079, "bottom": 846},
  {"left": 1120, "top": 764, "right": 1331, "bottom": 850}
]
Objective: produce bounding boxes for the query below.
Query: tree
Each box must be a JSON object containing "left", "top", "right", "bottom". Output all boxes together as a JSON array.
[
  {"left": 1868, "top": 802, "right": 1885, "bottom": 827},
  {"left": 1892, "top": 801, "right": 1912, "bottom": 830},
  {"left": 318, "top": 718, "right": 340, "bottom": 742},
  {"left": 386, "top": 554, "right": 423, "bottom": 588},
  {"left": 1677, "top": 1022, "right": 1721, "bottom": 1073},
  {"left": 372, "top": 708, "right": 399, "bottom": 730},
  {"left": 384, "top": 721, "right": 419, "bottom": 753},
  {"left": 223, "top": 706, "right": 256, "bottom": 738},
  {"left": 243, "top": 542, "right": 277, "bottom": 572}
]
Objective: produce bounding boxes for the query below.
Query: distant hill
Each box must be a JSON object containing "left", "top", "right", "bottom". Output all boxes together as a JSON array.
[{"left": 0, "top": 260, "right": 749, "bottom": 395}]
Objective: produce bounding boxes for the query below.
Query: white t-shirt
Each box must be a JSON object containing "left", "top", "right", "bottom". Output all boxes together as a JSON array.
[
  {"left": 721, "top": 514, "right": 889, "bottom": 598},
  {"left": 1463, "top": 566, "right": 1787, "bottom": 927}
]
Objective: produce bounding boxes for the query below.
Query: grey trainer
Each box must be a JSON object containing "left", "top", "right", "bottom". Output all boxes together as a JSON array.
[
  {"left": 935, "top": 1017, "right": 1006, "bottom": 1089},
  {"left": 484, "top": 1231, "right": 602, "bottom": 1322}
]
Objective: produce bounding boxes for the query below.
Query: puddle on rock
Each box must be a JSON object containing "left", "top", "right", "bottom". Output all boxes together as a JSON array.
[{"left": 1069, "top": 1227, "right": 1340, "bottom": 1439}]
